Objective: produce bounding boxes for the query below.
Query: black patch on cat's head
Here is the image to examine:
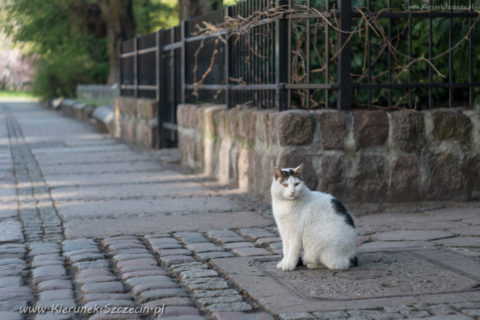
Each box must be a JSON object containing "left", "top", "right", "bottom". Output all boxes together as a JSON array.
[
  {"left": 274, "top": 166, "right": 304, "bottom": 182},
  {"left": 331, "top": 198, "right": 355, "bottom": 228}
]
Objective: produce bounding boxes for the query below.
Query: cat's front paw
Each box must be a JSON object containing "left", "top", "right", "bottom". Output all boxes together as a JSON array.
[{"left": 276, "top": 259, "right": 297, "bottom": 271}]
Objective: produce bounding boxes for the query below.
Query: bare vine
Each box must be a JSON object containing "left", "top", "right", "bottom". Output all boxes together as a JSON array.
[{"left": 190, "top": 3, "right": 480, "bottom": 109}]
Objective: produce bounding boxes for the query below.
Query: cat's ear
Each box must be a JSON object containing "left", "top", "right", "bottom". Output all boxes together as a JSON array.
[
  {"left": 294, "top": 163, "right": 304, "bottom": 177},
  {"left": 273, "top": 167, "right": 282, "bottom": 180}
]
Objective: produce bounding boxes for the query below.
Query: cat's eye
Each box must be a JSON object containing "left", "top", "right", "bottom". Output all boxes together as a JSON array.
[
  {"left": 294, "top": 182, "right": 299, "bottom": 186},
  {"left": 282, "top": 183, "right": 288, "bottom": 187}
]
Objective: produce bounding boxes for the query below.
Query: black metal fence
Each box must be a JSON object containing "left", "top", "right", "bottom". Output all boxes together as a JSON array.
[{"left": 120, "top": 0, "right": 480, "bottom": 144}]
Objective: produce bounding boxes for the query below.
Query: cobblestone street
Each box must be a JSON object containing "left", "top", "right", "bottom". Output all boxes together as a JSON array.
[{"left": 1, "top": 99, "right": 480, "bottom": 320}]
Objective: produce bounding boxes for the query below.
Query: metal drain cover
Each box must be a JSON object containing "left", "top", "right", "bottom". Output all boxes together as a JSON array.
[{"left": 212, "top": 249, "right": 480, "bottom": 313}]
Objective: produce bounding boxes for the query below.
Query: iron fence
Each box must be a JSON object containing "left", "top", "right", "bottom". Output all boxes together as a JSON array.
[{"left": 120, "top": 0, "right": 480, "bottom": 145}]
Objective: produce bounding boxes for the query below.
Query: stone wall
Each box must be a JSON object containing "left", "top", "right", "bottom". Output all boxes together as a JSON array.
[
  {"left": 177, "top": 103, "right": 480, "bottom": 202},
  {"left": 113, "top": 97, "right": 158, "bottom": 148}
]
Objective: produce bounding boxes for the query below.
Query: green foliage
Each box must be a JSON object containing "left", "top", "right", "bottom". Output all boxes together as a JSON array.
[
  {"left": 1, "top": 0, "right": 109, "bottom": 99},
  {"left": 134, "top": 0, "right": 179, "bottom": 34}
]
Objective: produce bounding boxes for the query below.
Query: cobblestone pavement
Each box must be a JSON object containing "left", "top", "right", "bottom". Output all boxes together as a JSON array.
[{"left": 0, "top": 100, "right": 479, "bottom": 320}]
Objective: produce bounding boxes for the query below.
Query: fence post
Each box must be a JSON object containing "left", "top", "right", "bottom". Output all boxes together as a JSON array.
[
  {"left": 181, "top": 20, "right": 186, "bottom": 104},
  {"left": 275, "top": 0, "right": 289, "bottom": 111},
  {"left": 337, "top": 0, "right": 352, "bottom": 110},
  {"left": 134, "top": 37, "right": 138, "bottom": 98},
  {"left": 225, "top": 6, "right": 233, "bottom": 109},
  {"left": 119, "top": 42, "right": 123, "bottom": 96}
]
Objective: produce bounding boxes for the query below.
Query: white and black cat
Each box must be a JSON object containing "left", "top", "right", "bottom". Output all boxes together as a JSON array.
[{"left": 271, "top": 163, "right": 357, "bottom": 271}]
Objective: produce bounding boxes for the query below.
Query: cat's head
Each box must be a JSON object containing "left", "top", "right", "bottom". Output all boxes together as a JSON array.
[{"left": 271, "top": 163, "right": 306, "bottom": 200}]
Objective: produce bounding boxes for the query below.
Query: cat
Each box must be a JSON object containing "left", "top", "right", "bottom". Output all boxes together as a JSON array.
[{"left": 271, "top": 163, "right": 357, "bottom": 271}]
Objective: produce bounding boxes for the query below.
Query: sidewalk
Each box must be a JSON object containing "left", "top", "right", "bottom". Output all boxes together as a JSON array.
[{"left": 0, "top": 99, "right": 479, "bottom": 320}]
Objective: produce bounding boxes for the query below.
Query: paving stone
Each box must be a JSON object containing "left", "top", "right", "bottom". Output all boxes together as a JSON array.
[
  {"left": 81, "top": 281, "right": 124, "bottom": 294},
  {"left": 0, "top": 277, "right": 22, "bottom": 288},
  {"left": 88, "top": 312, "right": 141, "bottom": 320},
  {"left": 160, "top": 255, "right": 195, "bottom": 266},
  {"left": 268, "top": 242, "right": 283, "bottom": 249},
  {"left": 162, "top": 306, "right": 200, "bottom": 317},
  {"left": 231, "top": 247, "right": 271, "bottom": 256},
  {"left": 205, "top": 302, "right": 252, "bottom": 312},
  {"left": 102, "top": 236, "right": 140, "bottom": 246},
  {"left": 223, "top": 242, "right": 254, "bottom": 249},
  {"left": 118, "top": 264, "right": 160, "bottom": 273},
  {"left": 195, "top": 252, "right": 234, "bottom": 260},
  {"left": 255, "top": 237, "right": 282, "bottom": 245},
  {"left": 83, "top": 299, "right": 134, "bottom": 309},
  {"left": 72, "top": 260, "right": 109, "bottom": 271},
  {"left": 0, "top": 220, "right": 23, "bottom": 242},
  {"left": 0, "top": 286, "right": 33, "bottom": 301},
  {"left": 132, "top": 280, "right": 179, "bottom": 294},
  {"left": 32, "top": 266, "right": 67, "bottom": 284},
  {"left": 174, "top": 232, "right": 209, "bottom": 244},
  {"left": 112, "top": 253, "right": 153, "bottom": 262},
  {"left": 38, "top": 289, "right": 74, "bottom": 300},
  {"left": 212, "top": 312, "right": 275, "bottom": 320},
  {"left": 186, "top": 243, "right": 223, "bottom": 253},
  {"left": 63, "top": 248, "right": 100, "bottom": 258},
  {"left": 170, "top": 262, "right": 207, "bottom": 272},
  {"left": 196, "top": 294, "right": 243, "bottom": 307},
  {"left": 429, "top": 304, "right": 457, "bottom": 315},
  {"left": 120, "top": 269, "right": 168, "bottom": 280},
  {"left": 117, "top": 258, "right": 157, "bottom": 269},
  {"left": 238, "top": 228, "right": 275, "bottom": 241},
  {"left": 145, "top": 233, "right": 172, "bottom": 239},
  {"left": 278, "top": 313, "right": 316, "bottom": 320},
  {"left": 186, "top": 279, "right": 229, "bottom": 290},
  {"left": 206, "top": 230, "right": 240, "bottom": 238},
  {"left": 68, "top": 253, "right": 105, "bottom": 263},
  {"left": 420, "top": 315, "right": 472, "bottom": 320},
  {"left": 62, "top": 239, "right": 97, "bottom": 252},
  {"left": 312, "top": 311, "right": 350, "bottom": 320},
  {"left": 0, "top": 259, "right": 26, "bottom": 267},
  {"left": 0, "top": 299, "right": 29, "bottom": 311},
  {"left": 125, "top": 275, "right": 172, "bottom": 287},
  {"left": 373, "top": 230, "right": 454, "bottom": 241},
  {"left": 157, "top": 249, "right": 192, "bottom": 256},
  {"left": 37, "top": 280, "right": 73, "bottom": 291},
  {"left": 179, "top": 269, "right": 218, "bottom": 280},
  {"left": 138, "top": 288, "right": 188, "bottom": 303},
  {"left": 433, "top": 237, "right": 480, "bottom": 247},
  {"left": 0, "top": 311, "right": 22, "bottom": 320},
  {"left": 348, "top": 309, "right": 406, "bottom": 320},
  {"left": 107, "top": 242, "right": 146, "bottom": 251},
  {"left": 150, "top": 242, "right": 183, "bottom": 250},
  {"left": 75, "top": 275, "right": 118, "bottom": 285},
  {"left": 75, "top": 269, "right": 113, "bottom": 280},
  {"left": 32, "top": 258, "right": 64, "bottom": 268},
  {"left": 143, "top": 297, "right": 194, "bottom": 308},
  {"left": 159, "top": 317, "right": 205, "bottom": 320},
  {"left": 34, "top": 311, "right": 74, "bottom": 320},
  {"left": 81, "top": 293, "right": 133, "bottom": 304},
  {"left": 461, "top": 309, "right": 480, "bottom": 317}
]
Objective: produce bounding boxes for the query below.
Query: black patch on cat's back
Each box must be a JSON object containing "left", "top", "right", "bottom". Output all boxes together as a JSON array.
[
  {"left": 331, "top": 198, "right": 355, "bottom": 228},
  {"left": 350, "top": 256, "right": 358, "bottom": 267}
]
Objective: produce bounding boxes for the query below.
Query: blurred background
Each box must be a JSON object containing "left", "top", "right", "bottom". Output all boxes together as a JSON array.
[{"left": 0, "top": 0, "right": 236, "bottom": 99}]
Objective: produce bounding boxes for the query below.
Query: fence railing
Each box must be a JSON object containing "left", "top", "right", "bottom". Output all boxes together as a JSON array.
[
  {"left": 77, "top": 84, "right": 119, "bottom": 107},
  {"left": 120, "top": 0, "right": 480, "bottom": 144}
]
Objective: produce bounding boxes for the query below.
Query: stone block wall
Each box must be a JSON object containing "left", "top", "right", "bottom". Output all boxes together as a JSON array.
[
  {"left": 177, "top": 103, "right": 480, "bottom": 202},
  {"left": 114, "top": 97, "right": 158, "bottom": 149}
]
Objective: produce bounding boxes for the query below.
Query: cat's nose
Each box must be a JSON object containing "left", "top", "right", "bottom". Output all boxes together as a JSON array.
[{"left": 290, "top": 191, "right": 295, "bottom": 196}]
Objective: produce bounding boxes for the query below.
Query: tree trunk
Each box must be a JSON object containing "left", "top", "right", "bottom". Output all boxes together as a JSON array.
[{"left": 97, "top": 0, "right": 135, "bottom": 85}]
